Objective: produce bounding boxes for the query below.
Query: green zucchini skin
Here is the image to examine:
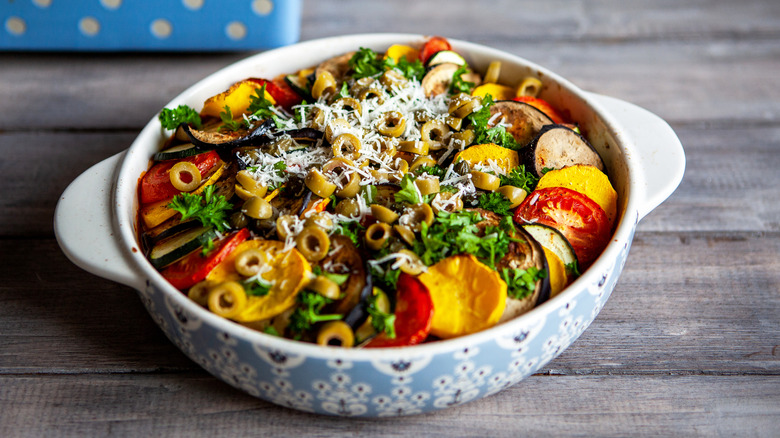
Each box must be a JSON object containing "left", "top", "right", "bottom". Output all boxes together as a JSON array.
[
  {"left": 153, "top": 143, "right": 208, "bottom": 161},
  {"left": 522, "top": 223, "right": 578, "bottom": 269},
  {"left": 284, "top": 74, "right": 312, "bottom": 101},
  {"left": 149, "top": 227, "right": 216, "bottom": 269},
  {"left": 425, "top": 50, "right": 467, "bottom": 67}
]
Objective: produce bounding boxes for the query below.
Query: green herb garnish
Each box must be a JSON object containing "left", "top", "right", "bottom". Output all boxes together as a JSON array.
[
  {"left": 366, "top": 293, "right": 396, "bottom": 339},
  {"left": 159, "top": 104, "right": 202, "bottom": 130},
  {"left": 168, "top": 185, "right": 232, "bottom": 232},
  {"left": 395, "top": 173, "right": 422, "bottom": 204},
  {"left": 243, "top": 277, "right": 272, "bottom": 297},
  {"left": 501, "top": 267, "right": 547, "bottom": 300},
  {"left": 219, "top": 105, "right": 249, "bottom": 132},
  {"left": 477, "top": 192, "right": 514, "bottom": 216},
  {"left": 312, "top": 266, "right": 349, "bottom": 286},
  {"left": 449, "top": 65, "right": 475, "bottom": 95},
  {"left": 413, "top": 164, "right": 446, "bottom": 178},
  {"left": 349, "top": 47, "right": 386, "bottom": 79},
  {"left": 332, "top": 221, "right": 365, "bottom": 247},
  {"left": 500, "top": 165, "right": 539, "bottom": 193},
  {"left": 288, "top": 290, "right": 342, "bottom": 336},
  {"left": 385, "top": 56, "right": 425, "bottom": 81}
]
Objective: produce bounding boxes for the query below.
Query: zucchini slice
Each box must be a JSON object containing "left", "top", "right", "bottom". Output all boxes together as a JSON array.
[
  {"left": 426, "top": 50, "right": 467, "bottom": 67},
  {"left": 153, "top": 143, "right": 207, "bottom": 161},
  {"left": 284, "top": 74, "right": 311, "bottom": 100},
  {"left": 149, "top": 227, "right": 216, "bottom": 269},
  {"left": 522, "top": 223, "right": 578, "bottom": 270}
]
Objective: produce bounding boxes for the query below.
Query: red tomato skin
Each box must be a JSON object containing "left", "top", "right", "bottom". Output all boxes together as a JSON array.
[
  {"left": 512, "top": 96, "right": 567, "bottom": 124},
  {"left": 247, "top": 77, "right": 303, "bottom": 111},
  {"left": 162, "top": 228, "right": 250, "bottom": 290},
  {"left": 514, "top": 187, "right": 611, "bottom": 266},
  {"left": 419, "top": 36, "right": 452, "bottom": 64},
  {"left": 364, "top": 273, "right": 434, "bottom": 348},
  {"left": 139, "top": 150, "right": 220, "bottom": 204}
]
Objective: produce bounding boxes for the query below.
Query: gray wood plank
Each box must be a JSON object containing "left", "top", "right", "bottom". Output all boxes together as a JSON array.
[
  {"left": 1, "top": 373, "right": 778, "bottom": 437},
  {"left": 1, "top": 233, "right": 777, "bottom": 375}
]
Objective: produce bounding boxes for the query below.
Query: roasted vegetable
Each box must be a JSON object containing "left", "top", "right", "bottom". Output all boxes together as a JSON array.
[{"left": 522, "top": 125, "right": 605, "bottom": 178}]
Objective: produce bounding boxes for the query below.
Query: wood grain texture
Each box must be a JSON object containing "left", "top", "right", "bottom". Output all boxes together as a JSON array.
[
  {"left": 1, "top": 374, "right": 778, "bottom": 437},
  {"left": 1, "top": 0, "right": 779, "bottom": 434}
]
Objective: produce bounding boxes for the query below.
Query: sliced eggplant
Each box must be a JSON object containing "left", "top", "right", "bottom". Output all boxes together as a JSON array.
[
  {"left": 320, "top": 235, "right": 368, "bottom": 317},
  {"left": 153, "top": 143, "right": 207, "bottom": 161},
  {"left": 522, "top": 124, "right": 605, "bottom": 177},
  {"left": 420, "top": 62, "right": 481, "bottom": 97},
  {"left": 149, "top": 227, "right": 216, "bottom": 269},
  {"left": 181, "top": 119, "right": 275, "bottom": 150},
  {"left": 142, "top": 219, "right": 200, "bottom": 250},
  {"left": 488, "top": 100, "right": 553, "bottom": 148},
  {"left": 522, "top": 223, "right": 578, "bottom": 270},
  {"left": 425, "top": 50, "right": 467, "bottom": 67},
  {"left": 315, "top": 51, "right": 355, "bottom": 81}
]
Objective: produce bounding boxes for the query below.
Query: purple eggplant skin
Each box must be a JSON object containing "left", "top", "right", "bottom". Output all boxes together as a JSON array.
[
  {"left": 489, "top": 100, "right": 554, "bottom": 148},
  {"left": 320, "top": 235, "right": 370, "bottom": 319},
  {"left": 521, "top": 124, "right": 605, "bottom": 178}
]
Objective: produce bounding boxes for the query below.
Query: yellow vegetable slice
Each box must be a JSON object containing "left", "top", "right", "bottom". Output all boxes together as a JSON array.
[
  {"left": 453, "top": 143, "right": 519, "bottom": 174},
  {"left": 207, "top": 240, "right": 312, "bottom": 323},
  {"left": 471, "top": 83, "right": 515, "bottom": 101},
  {"left": 418, "top": 254, "right": 506, "bottom": 339},
  {"left": 535, "top": 164, "right": 618, "bottom": 226},
  {"left": 384, "top": 44, "right": 419, "bottom": 63},
  {"left": 200, "top": 80, "right": 276, "bottom": 118},
  {"left": 543, "top": 247, "right": 567, "bottom": 298}
]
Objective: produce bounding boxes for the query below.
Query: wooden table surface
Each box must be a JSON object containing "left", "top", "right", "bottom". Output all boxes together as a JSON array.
[{"left": 2, "top": 0, "right": 779, "bottom": 436}]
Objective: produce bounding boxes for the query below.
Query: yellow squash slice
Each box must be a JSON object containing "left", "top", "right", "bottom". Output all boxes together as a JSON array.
[
  {"left": 418, "top": 254, "right": 506, "bottom": 339},
  {"left": 454, "top": 143, "right": 519, "bottom": 174},
  {"left": 536, "top": 164, "right": 618, "bottom": 226},
  {"left": 200, "top": 80, "right": 276, "bottom": 118}
]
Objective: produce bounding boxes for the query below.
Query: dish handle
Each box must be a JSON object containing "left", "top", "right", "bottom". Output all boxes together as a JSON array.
[
  {"left": 54, "top": 152, "right": 147, "bottom": 290},
  {"left": 587, "top": 93, "right": 685, "bottom": 221}
]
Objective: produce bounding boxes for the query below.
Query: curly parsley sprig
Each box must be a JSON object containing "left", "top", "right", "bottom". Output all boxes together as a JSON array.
[
  {"left": 159, "top": 105, "right": 202, "bottom": 130},
  {"left": 168, "top": 185, "right": 232, "bottom": 232}
]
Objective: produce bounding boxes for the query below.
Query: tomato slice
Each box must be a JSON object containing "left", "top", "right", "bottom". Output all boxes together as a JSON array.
[
  {"left": 161, "top": 228, "right": 250, "bottom": 290},
  {"left": 364, "top": 273, "right": 433, "bottom": 348},
  {"left": 139, "top": 150, "right": 220, "bottom": 204},
  {"left": 512, "top": 96, "right": 567, "bottom": 124},
  {"left": 247, "top": 77, "right": 303, "bottom": 111},
  {"left": 514, "top": 187, "right": 610, "bottom": 266},
  {"left": 419, "top": 36, "right": 452, "bottom": 64}
]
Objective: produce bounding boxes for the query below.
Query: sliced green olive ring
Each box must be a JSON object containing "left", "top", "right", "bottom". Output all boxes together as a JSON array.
[
  {"left": 451, "top": 129, "right": 475, "bottom": 147},
  {"left": 420, "top": 119, "right": 450, "bottom": 150},
  {"left": 331, "top": 133, "right": 362, "bottom": 160},
  {"left": 334, "top": 198, "right": 361, "bottom": 218},
  {"left": 380, "top": 69, "right": 408, "bottom": 89},
  {"left": 410, "top": 156, "right": 438, "bottom": 173},
  {"left": 374, "top": 136, "right": 397, "bottom": 157},
  {"left": 208, "top": 281, "right": 247, "bottom": 319},
  {"left": 188, "top": 280, "right": 217, "bottom": 307},
  {"left": 445, "top": 115, "right": 463, "bottom": 130},
  {"left": 393, "top": 224, "right": 416, "bottom": 246},
  {"left": 276, "top": 214, "right": 297, "bottom": 240},
  {"left": 170, "top": 161, "right": 201, "bottom": 192},
  {"left": 400, "top": 203, "right": 434, "bottom": 232},
  {"left": 242, "top": 196, "right": 273, "bottom": 220},
  {"left": 390, "top": 158, "right": 409, "bottom": 179},
  {"left": 295, "top": 226, "right": 330, "bottom": 262},
  {"left": 484, "top": 60, "right": 502, "bottom": 84},
  {"left": 234, "top": 248, "right": 268, "bottom": 277},
  {"left": 309, "top": 107, "right": 327, "bottom": 130},
  {"left": 332, "top": 97, "right": 362, "bottom": 116},
  {"left": 316, "top": 321, "right": 355, "bottom": 348},
  {"left": 448, "top": 93, "right": 481, "bottom": 118},
  {"left": 453, "top": 160, "right": 471, "bottom": 175},
  {"left": 470, "top": 170, "right": 501, "bottom": 191},
  {"left": 325, "top": 118, "right": 352, "bottom": 144},
  {"left": 413, "top": 109, "right": 433, "bottom": 123},
  {"left": 431, "top": 191, "right": 464, "bottom": 214},
  {"left": 497, "top": 185, "right": 528, "bottom": 208},
  {"left": 356, "top": 86, "right": 385, "bottom": 104},
  {"left": 397, "top": 249, "right": 426, "bottom": 275},
  {"left": 311, "top": 70, "right": 337, "bottom": 100},
  {"left": 350, "top": 77, "right": 375, "bottom": 95},
  {"left": 304, "top": 168, "right": 338, "bottom": 198},
  {"left": 376, "top": 111, "right": 406, "bottom": 138},
  {"left": 365, "top": 222, "right": 392, "bottom": 251},
  {"left": 335, "top": 169, "right": 361, "bottom": 198},
  {"left": 235, "top": 170, "right": 268, "bottom": 199},
  {"left": 309, "top": 275, "right": 341, "bottom": 300},
  {"left": 415, "top": 176, "right": 440, "bottom": 196},
  {"left": 304, "top": 211, "right": 334, "bottom": 231},
  {"left": 371, "top": 204, "right": 400, "bottom": 224},
  {"left": 398, "top": 140, "right": 430, "bottom": 155},
  {"left": 517, "top": 76, "right": 543, "bottom": 97}
]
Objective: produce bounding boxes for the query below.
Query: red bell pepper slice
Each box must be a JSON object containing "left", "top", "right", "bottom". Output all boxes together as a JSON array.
[
  {"left": 139, "top": 150, "right": 220, "bottom": 204},
  {"left": 248, "top": 77, "right": 303, "bottom": 111},
  {"left": 365, "top": 273, "right": 433, "bottom": 348},
  {"left": 419, "top": 36, "right": 452, "bottom": 64},
  {"left": 161, "top": 228, "right": 250, "bottom": 290}
]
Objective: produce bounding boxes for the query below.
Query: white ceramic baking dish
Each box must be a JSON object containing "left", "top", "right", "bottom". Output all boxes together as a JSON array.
[{"left": 54, "top": 34, "right": 684, "bottom": 417}]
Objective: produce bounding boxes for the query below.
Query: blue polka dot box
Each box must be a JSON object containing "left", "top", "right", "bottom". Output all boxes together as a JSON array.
[{"left": 2, "top": 0, "right": 302, "bottom": 51}]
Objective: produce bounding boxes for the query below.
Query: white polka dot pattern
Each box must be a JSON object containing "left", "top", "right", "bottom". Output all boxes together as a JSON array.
[{"left": 1, "top": 0, "right": 300, "bottom": 50}]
